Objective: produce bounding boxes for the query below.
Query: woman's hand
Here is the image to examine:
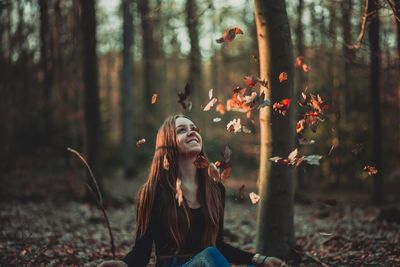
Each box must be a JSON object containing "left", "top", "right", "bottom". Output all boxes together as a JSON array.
[
  {"left": 97, "top": 260, "right": 128, "bottom": 267},
  {"left": 252, "top": 253, "right": 288, "bottom": 267},
  {"left": 262, "top": 256, "right": 287, "bottom": 267}
]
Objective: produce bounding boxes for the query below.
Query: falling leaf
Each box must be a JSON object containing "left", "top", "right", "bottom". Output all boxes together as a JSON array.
[
  {"left": 203, "top": 97, "right": 218, "bottom": 111},
  {"left": 223, "top": 146, "right": 232, "bottom": 163},
  {"left": 249, "top": 192, "right": 260, "bottom": 204},
  {"left": 176, "top": 178, "right": 183, "bottom": 207},
  {"left": 242, "top": 125, "right": 252, "bottom": 133},
  {"left": 151, "top": 94, "right": 158, "bottom": 104},
  {"left": 216, "top": 27, "right": 243, "bottom": 43},
  {"left": 227, "top": 118, "right": 242, "bottom": 133},
  {"left": 236, "top": 184, "right": 245, "bottom": 201},
  {"left": 363, "top": 166, "right": 378, "bottom": 175},
  {"left": 296, "top": 119, "right": 306, "bottom": 133},
  {"left": 209, "top": 88, "right": 213, "bottom": 100},
  {"left": 208, "top": 162, "right": 220, "bottom": 182},
  {"left": 273, "top": 98, "right": 291, "bottom": 115},
  {"left": 302, "top": 64, "right": 310, "bottom": 72},
  {"left": 215, "top": 103, "right": 226, "bottom": 115},
  {"left": 327, "top": 143, "right": 336, "bottom": 156},
  {"left": 194, "top": 155, "right": 209, "bottom": 169},
  {"left": 136, "top": 138, "right": 146, "bottom": 148},
  {"left": 163, "top": 154, "right": 169, "bottom": 170},
  {"left": 278, "top": 72, "right": 288, "bottom": 83},
  {"left": 213, "top": 117, "right": 221, "bottom": 122},
  {"left": 243, "top": 76, "right": 259, "bottom": 87},
  {"left": 299, "top": 137, "right": 315, "bottom": 145},
  {"left": 221, "top": 166, "right": 231, "bottom": 182},
  {"left": 303, "top": 154, "right": 323, "bottom": 166},
  {"left": 178, "top": 83, "right": 192, "bottom": 111}
]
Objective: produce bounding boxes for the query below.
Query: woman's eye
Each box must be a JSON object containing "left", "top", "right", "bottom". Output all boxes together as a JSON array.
[
  {"left": 192, "top": 127, "right": 200, "bottom": 133},
  {"left": 177, "top": 128, "right": 186, "bottom": 134}
]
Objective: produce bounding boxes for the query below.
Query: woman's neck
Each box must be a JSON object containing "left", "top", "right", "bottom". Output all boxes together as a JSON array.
[{"left": 178, "top": 155, "right": 197, "bottom": 185}]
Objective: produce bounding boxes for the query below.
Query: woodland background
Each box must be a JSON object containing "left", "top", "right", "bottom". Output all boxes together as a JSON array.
[{"left": 0, "top": 0, "right": 399, "bottom": 266}]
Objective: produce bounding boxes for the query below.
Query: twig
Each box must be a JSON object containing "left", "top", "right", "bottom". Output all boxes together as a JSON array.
[
  {"left": 67, "top": 148, "right": 116, "bottom": 259},
  {"left": 347, "top": 0, "right": 377, "bottom": 50},
  {"left": 386, "top": 0, "right": 400, "bottom": 23}
]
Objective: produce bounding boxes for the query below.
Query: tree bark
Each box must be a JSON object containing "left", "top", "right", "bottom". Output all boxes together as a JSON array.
[
  {"left": 120, "top": 0, "right": 135, "bottom": 177},
  {"left": 138, "top": 0, "right": 157, "bottom": 115},
  {"left": 81, "top": 0, "right": 102, "bottom": 180},
  {"left": 368, "top": 0, "right": 383, "bottom": 205},
  {"left": 38, "top": 0, "right": 53, "bottom": 131},
  {"left": 254, "top": 0, "right": 295, "bottom": 258}
]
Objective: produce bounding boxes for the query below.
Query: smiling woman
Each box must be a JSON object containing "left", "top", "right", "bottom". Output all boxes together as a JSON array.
[{"left": 98, "top": 115, "right": 286, "bottom": 267}]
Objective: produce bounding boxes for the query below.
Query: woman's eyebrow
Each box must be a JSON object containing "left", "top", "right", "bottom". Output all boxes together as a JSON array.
[{"left": 175, "top": 124, "right": 195, "bottom": 129}]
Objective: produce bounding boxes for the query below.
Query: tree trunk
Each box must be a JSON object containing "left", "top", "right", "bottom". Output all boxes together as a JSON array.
[
  {"left": 38, "top": 0, "right": 53, "bottom": 131},
  {"left": 341, "top": 0, "right": 353, "bottom": 117},
  {"left": 295, "top": 0, "right": 305, "bottom": 191},
  {"left": 138, "top": 0, "right": 156, "bottom": 115},
  {"left": 121, "top": 0, "right": 135, "bottom": 177},
  {"left": 81, "top": 0, "right": 102, "bottom": 181},
  {"left": 186, "top": 0, "right": 202, "bottom": 118},
  {"left": 368, "top": 0, "right": 383, "bottom": 205},
  {"left": 254, "top": 0, "right": 295, "bottom": 258}
]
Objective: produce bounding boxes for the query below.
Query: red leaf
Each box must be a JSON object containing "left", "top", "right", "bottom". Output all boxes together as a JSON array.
[
  {"left": 278, "top": 72, "right": 288, "bottom": 82},
  {"left": 216, "top": 27, "right": 243, "bottom": 43}
]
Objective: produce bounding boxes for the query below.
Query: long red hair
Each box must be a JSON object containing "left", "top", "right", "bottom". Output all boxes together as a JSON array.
[{"left": 135, "top": 115, "right": 223, "bottom": 252}]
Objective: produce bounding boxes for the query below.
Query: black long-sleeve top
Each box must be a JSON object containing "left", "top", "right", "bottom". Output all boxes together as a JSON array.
[{"left": 121, "top": 183, "right": 255, "bottom": 266}]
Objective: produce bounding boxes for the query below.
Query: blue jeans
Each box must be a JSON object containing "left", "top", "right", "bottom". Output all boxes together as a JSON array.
[{"left": 160, "top": 247, "right": 255, "bottom": 267}]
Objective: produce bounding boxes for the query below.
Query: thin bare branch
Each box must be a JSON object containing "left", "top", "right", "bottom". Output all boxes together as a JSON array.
[
  {"left": 68, "top": 147, "right": 115, "bottom": 259},
  {"left": 386, "top": 0, "right": 400, "bottom": 23}
]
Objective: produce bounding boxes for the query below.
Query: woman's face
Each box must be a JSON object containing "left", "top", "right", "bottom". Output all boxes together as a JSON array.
[{"left": 175, "top": 117, "right": 202, "bottom": 156}]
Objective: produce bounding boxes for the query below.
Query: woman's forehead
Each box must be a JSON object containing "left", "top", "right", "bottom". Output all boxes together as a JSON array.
[{"left": 175, "top": 117, "right": 195, "bottom": 127}]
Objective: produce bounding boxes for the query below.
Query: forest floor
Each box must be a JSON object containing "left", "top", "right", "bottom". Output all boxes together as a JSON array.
[{"left": 1, "top": 174, "right": 399, "bottom": 267}]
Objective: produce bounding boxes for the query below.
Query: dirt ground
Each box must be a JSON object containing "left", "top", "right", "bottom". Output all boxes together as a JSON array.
[{"left": 1, "top": 174, "right": 399, "bottom": 266}]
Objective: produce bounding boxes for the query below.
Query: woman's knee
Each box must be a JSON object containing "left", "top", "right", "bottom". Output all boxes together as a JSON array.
[{"left": 203, "top": 246, "right": 222, "bottom": 258}]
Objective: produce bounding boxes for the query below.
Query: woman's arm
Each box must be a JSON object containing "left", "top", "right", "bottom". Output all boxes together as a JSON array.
[{"left": 215, "top": 182, "right": 255, "bottom": 264}]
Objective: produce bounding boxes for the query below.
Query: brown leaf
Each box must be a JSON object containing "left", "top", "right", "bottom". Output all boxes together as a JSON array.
[
  {"left": 193, "top": 155, "right": 209, "bottom": 169},
  {"left": 136, "top": 138, "right": 146, "bottom": 148}
]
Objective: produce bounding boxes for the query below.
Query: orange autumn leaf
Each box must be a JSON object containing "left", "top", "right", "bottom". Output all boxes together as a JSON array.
[
  {"left": 136, "top": 138, "right": 146, "bottom": 148},
  {"left": 151, "top": 94, "right": 158, "bottom": 104},
  {"left": 296, "top": 119, "right": 305, "bottom": 133},
  {"left": 215, "top": 103, "right": 226, "bottom": 115},
  {"left": 216, "top": 27, "right": 243, "bottom": 43},
  {"left": 278, "top": 72, "right": 288, "bottom": 83},
  {"left": 363, "top": 166, "right": 378, "bottom": 175}
]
